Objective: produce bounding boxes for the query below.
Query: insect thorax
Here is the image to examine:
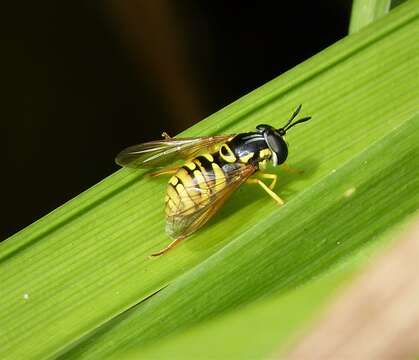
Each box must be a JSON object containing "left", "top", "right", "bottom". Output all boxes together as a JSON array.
[{"left": 219, "top": 132, "right": 272, "bottom": 168}]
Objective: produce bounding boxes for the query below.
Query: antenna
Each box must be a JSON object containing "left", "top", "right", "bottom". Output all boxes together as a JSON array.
[
  {"left": 284, "top": 116, "right": 312, "bottom": 131},
  {"left": 278, "top": 105, "right": 312, "bottom": 134},
  {"left": 282, "top": 104, "right": 302, "bottom": 129}
]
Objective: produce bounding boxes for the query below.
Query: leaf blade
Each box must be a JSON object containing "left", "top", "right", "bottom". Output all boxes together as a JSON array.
[
  {"left": 349, "top": 0, "right": 391, "bottom": 33},
  {"left": 0, "top": 1, "right": 418, "bottom": 359}
]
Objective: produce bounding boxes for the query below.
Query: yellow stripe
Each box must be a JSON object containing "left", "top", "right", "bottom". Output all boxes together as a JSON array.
[
  {"left": 167, "top": 184, "right": 181, "bottom": 206},
  {"left": 169, "top": 176, "right": 179, "bottom": 186},
  {"left": 259, "top": 148, "right": 271, "bottom": 158},
  {"left": 212, "top": 163, "right": 226, "bottom": 192},
  {"left": 240, "top": 151, "right": 254, "bottom": 163},
  {"left": 184, "top": 161, "right": 196, "bottom": 170},
  {"left": 176, "top": 168, "right": 194, "bottom": 187},
  {"left": 202, "top": 153, "right": 214, "bottom": 162},
  {"left": 176, "top": 168, "right": 202, "bottom": 207},
  {"left": 193, "top": 169, "right": 211, "bottom": 207},
  {"left": 176, "top": 183, "right": 195, "bottom": 214},
  {"left": 219, "top": 144, "right": 236, "bottom": 163},
  {"left": 194, "top": 159, "right": 212, "bottom": 186}
]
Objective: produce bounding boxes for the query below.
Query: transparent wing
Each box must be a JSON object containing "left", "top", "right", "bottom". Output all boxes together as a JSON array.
[
  {"left": 115, "top": 135, "right": 233, "bottom": 169},
  {"left": 166, "top": 163, "right": 257, "bottom": 239}
]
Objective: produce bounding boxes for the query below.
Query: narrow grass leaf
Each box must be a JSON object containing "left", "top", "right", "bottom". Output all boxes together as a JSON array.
[
  {"left": 349, "top": 0, "right": 391, "bottom": 33},
  {"left": 50, "top": 2, "right": 418, "bottom": 359},
  {"left": 0, "top": 2, "right": 417, "bottom": 359}
]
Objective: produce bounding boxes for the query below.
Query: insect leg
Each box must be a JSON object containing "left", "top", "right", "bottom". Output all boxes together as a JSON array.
[
  {"left": 150, "top": 236, "right": 185, "bottom": 257},
  {"left": 258, "top": 173, "right": 277, "bottom": 190},
  {"left": 246, "top": 178, "right": 284, "bottom": 206}
]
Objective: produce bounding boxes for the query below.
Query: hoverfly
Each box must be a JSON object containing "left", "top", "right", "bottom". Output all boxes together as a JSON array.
[{"left": 116, "top": 105, "right": 311, "bottom": 256}]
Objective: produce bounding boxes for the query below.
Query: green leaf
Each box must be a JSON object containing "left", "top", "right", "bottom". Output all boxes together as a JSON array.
[
  {"left": 122, "top": 218, "right": 412, "bottom": 360},
  {"left": 119, "top": 119, "right": 419, "bottom": 360},
  {"left": 0, "top": 1, "right": 418, "bottom": 359},
  {"left": 64, "top": 112, "right": 419, "bottom": 360},
  {"left": 349, "top": 0, "right": 391, "bottom": 33}
]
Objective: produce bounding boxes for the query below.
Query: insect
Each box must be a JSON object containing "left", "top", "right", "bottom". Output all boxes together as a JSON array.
[{"left": 116, "top": 105, "right": 311, "bottom": 256}]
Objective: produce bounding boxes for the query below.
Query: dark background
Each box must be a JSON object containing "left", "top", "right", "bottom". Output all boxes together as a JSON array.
[{"left": 2, "top": 1, "right": 351, "bottom": 240}]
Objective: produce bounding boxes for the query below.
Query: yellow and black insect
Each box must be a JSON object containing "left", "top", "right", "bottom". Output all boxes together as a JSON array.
[{"left": 116, "top": 105, "right": 311, "bottom": 256}]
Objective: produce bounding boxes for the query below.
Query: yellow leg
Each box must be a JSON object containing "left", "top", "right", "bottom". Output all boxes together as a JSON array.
[
  {"left": 246, "top": 178, "right": 284, "bottom": 206},
  {"left": 282, "top": 163, "right": 303, "bottom": 174},
  {"left": 162, "top": 132, "right": 172, "bottom": 139},
  {"left": 150, "top": 237, "right": 184, "bottom": 257},
  {"left": 259, "top": 173, "right": 277, "bottom": 190}
]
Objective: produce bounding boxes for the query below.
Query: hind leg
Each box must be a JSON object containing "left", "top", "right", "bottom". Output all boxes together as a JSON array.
[{"left": 150, "top": 236, "right": 185, "bottom": 257}]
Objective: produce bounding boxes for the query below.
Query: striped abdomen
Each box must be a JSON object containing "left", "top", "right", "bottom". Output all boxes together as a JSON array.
[{"left": 165, "top": 153, "right": 235, "bottom": 217}]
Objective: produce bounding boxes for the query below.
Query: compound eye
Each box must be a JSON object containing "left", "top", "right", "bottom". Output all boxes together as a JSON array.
[
  {"left": 266, "top": 132, "right": 281, "bottom": 153},
  {"left": 266, "top": 133, "right": 288, "bottom": 164}
]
